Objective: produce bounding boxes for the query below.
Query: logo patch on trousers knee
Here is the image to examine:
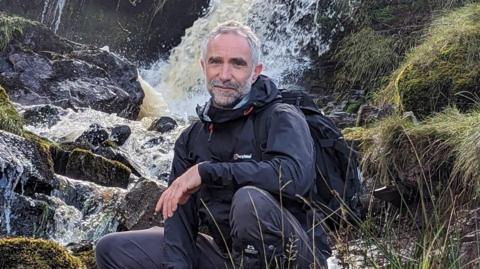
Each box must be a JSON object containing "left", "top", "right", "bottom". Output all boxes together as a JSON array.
[{"left": 244, "top": 244, "right": 258, "bottom": 255}]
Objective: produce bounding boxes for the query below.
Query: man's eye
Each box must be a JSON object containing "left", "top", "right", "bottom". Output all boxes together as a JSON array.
[
  {"left": 232, "top": 60, "right": 247, "bottom": 67},
  {"left": 208, "top": 59, "right": 222, "bottom": 64}
]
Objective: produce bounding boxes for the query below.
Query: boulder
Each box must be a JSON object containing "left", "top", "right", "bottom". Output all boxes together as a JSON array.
[
  {"left": 75, "top": 124, "right": 109, "bottom": 147},
  {"left": 21, "top": 104, "right": 65, "bottom": 127},
  {"left": 0, "top": 15, "right": 144, "bottom": 120},
  {"left": 148, "top": 116, "right": 177, "bottom": 133},
  {"left": 121, "top": 179, "right": 166, "bottom": 230},
  {"left": 64, "top": 149, "right": 131, "bottom": 188},
  {"left": 110, "top": 125, "right": 131, "bottom": 146},
  {"left": 0, "top": 0, "right": 210, "bottom": 63}
]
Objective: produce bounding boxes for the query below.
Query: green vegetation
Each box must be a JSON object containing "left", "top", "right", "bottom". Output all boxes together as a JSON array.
[
  {"left": 376, "top": 3, "right": 480, "bottom": 118},
  {"left": 340, "top": 109, "right": 480, "bottom": 267},
  {"left": 66, "top": 148, "right": 131, "bottom": 187},
  {"left": 334, "top": 27, "right": 400, "bottom": 95},
  {"left": 0, "top": 237, "right": 85, "bottom": 269},
  {"left": 0, "top": 14, "right": 30, "bottom": 50},
  {"left": 0, "top": 85, "right": 24, "bottom": 135}
]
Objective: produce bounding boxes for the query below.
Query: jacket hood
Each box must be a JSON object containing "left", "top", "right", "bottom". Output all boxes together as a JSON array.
[{"left": 196, "top": 75, "right": 281, "bottom": 123}]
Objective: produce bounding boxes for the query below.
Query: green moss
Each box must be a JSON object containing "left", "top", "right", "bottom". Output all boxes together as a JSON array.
[
  {"left": 0, "top": 237, "right": 85, "bottom": 269},
  {"left": 377, "top": 4, "right": 480, "bottom": 119},
  {"left": 0, "top": 14, "right": 30, "bottom": 50},
  {"left": 65, "top": 148, "right": 131, "bottom": 187},
  {"left": 72, "top": 249, "right": 96, "bottom": 269},
  {"left": 0, "top": 85, "right": 24, "bottom": 135}
]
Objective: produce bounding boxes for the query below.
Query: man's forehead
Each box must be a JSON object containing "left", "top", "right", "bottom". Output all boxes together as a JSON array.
[{"left": 207, "top": 32, "right": 251, "bottom": 51}]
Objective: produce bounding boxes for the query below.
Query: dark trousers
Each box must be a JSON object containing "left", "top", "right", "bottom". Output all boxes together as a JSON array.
[{"left": 96, "top": 186, "right": 328, "bottom": 269}]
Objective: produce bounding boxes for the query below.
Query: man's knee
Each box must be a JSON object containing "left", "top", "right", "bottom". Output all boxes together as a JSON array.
[
  {"left": 231, "top": 186, "right": 276, "bottom": 222},
  {"left": 95, "top": 233, "right": 124, "bottom": 268}
]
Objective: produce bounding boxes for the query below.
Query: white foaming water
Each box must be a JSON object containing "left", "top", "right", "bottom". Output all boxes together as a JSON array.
[
  {"left": 140, "top": 0, "right": 324, "bottom": 116},
  {"left": 50, "top": 175, "right": 126, "bottom": 244},
  {"left": 25, "top": 107, "right": 185, "bottom": 182},
  {"left": 40, "top": 0, "right": 67, "bottom": 33}
]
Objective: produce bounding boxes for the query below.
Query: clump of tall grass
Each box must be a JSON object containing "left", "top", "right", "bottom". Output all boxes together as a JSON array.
[
  {"left": 0, "top": 85, "right": 24, "bottom": 135},
  {"left": 333, "top": 27, "right": 400, "bottom": 96},
  {"left": 340, "top": 108, "right": 480, "bottom": 267},
  {"left": 0, "top": 14, "right": 30, "bottom": 51}
]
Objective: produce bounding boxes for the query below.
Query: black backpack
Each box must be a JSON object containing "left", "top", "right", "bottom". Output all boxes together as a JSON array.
[{"left": 253, "top": 89, "right": 364, "bottom": 227}]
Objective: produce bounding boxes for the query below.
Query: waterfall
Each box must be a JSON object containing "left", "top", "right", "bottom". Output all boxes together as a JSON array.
[
  {"left": 40, "top": 0, "right": 67, "bottom": 33},
  {"left": 141, "top": 0, "right": 326, "bottom": 116}
]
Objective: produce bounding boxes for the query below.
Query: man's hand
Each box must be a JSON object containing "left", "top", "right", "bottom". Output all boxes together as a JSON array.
[{"left": 155, "top": 164, "right": 202, "bottom": 219}]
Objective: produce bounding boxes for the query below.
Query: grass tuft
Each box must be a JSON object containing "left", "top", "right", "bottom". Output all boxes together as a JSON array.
[{"left": 0, "top": 14, "right": 30, "bottom": 51}]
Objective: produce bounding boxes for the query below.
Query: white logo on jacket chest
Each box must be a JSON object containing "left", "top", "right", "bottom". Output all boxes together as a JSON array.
[{"left": 233, "top": 153, "right": 252, "bottom": 160}]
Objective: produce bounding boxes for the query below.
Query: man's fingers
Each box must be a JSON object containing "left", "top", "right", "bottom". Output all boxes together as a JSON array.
[{"left": 155, "top": 190, "right": 167, "bottom": 213}]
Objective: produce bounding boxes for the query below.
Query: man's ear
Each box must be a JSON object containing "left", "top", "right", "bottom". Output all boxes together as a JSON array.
[{"left": 252, "top": 63, "right": 263, "bottom": 83}]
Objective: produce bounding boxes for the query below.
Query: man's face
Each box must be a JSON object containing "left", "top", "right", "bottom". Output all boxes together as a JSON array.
[{"left": 201, "top": 32, "right": 263, "bottom": 108}]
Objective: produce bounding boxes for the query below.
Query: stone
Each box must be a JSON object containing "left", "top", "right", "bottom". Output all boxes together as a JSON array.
[
  {"left": 75, "top": 124, "right": 109, "bottom": 147},
  {"left": 0, "top": 15, "right": 144, "bottom": 120},
  {"left": 93, "top": 147, "right": 142, "bottom": 177},
  {"left": 141, "top": 137, "right": 165, "bottom": 150},
  {"left": 121, "top": 179, "right": 166, "bottom": 230},
  {"left": 0, "top": 0, "right": 210, "bottom": 63},
  {"left": 356, "top": 104, "right": 395, "bottom": 127},
  {"left": 110, "top": 125, "right": 131, "bottom": 146},
  {"left": 64, "top": 149, "right": 131, "bottom": 188},
  {"left": 148, "top": 116, "right": 178, "bottom": 133},
  {"left": 22, "top": 104, "right": 64, "bottom": 127}
]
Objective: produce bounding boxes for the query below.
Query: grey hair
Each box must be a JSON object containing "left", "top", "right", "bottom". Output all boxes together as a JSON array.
[{"left": 201, "top": 20, "right": 261, "bottom": 67}]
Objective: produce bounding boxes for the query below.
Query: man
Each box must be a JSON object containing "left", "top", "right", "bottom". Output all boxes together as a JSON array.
[{"left": 96, "top": 21, "right": 330, "bottom": 269}]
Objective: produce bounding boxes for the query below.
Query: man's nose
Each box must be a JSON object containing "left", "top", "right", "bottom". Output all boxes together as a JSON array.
[{"left": 219, "top": 64, "right": 232, "bottom": 81}]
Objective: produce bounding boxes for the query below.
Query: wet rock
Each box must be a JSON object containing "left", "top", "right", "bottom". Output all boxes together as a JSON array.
[
  {"left": 110, "top": 125, "right": 131, "bottom": 146},
  {"left": 148, "top": 116, "right": 177, "bottom": 133},
  {"left": 64, "top": 149, "right": 131, "bottom": 188},
  {"left": 93, "top": 147, "right": 142, "bottom": 177},
  {"left": 121, "top": 179, "right": 166, "bottom": 230},
  {"left": 327, "top": 111, "right": 357, "bottom": 129},
  {"left": 356, "top": 104, "right": 395, "bottom": 127},
  {"left": 0, "top": 194, "right": 55, "bottom": 237},
  {"left": 0, "top": 15, "right": 144, "bottom": 120},
  {"left": 22, "top": 104, "right": 65, "bottom": 127},
  {"left": 142, "top": 137, "right": 165, "bottom": 150},
  {"left": 75, "top": 124, "right": 109, "bottom": 147},
  {"left": 0, "top": 0, "right": 209, "bottom": 63},
  {"left": 0, "top": 130, "right": 55, "bottom": 197},
  {"left": 0, "top": 237, "right": 84, "bottom": 268}
]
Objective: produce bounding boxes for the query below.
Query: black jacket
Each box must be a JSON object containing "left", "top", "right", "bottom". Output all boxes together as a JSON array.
[{"left": 163, "top": 75, "right": 315, "bottom": 268}]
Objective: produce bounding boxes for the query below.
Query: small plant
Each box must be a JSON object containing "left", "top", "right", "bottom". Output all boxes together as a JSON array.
[{"left": 0, "top": 14, "right": 29, "bottom": 51}]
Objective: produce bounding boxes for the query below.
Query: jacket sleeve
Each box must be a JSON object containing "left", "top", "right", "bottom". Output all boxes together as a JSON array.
[
  {"left": 198, "top": 104, "right": 315, "bottom": 198},
  {"left": 163, "top": 125, "right": 199, "bottom": 269}
]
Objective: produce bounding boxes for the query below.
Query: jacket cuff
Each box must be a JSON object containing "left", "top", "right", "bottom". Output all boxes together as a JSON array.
[
  {"left": 198, "top": 161, "right": 227, "bottom": 186},
  {"left": 198, "top": 161, "right": 213, "bottom": 183}
]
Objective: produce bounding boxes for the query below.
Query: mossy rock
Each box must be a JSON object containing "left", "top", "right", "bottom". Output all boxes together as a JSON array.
[
  {"left": 65, "top": 148, "right": 131, "bottom": 188},
  {"left": 0, "top": 237, "right": 85, "bottom": 269},
  {"left": 379, "top": 4, "right": 480, "bottom": 119},
  {"left": 0, "top": 85, "right": 23, "bottom": 135}
]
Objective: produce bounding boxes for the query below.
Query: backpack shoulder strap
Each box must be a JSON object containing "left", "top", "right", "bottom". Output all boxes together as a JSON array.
[{"left": 252, "top": 102, "right": 282, "bottom": 154}]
